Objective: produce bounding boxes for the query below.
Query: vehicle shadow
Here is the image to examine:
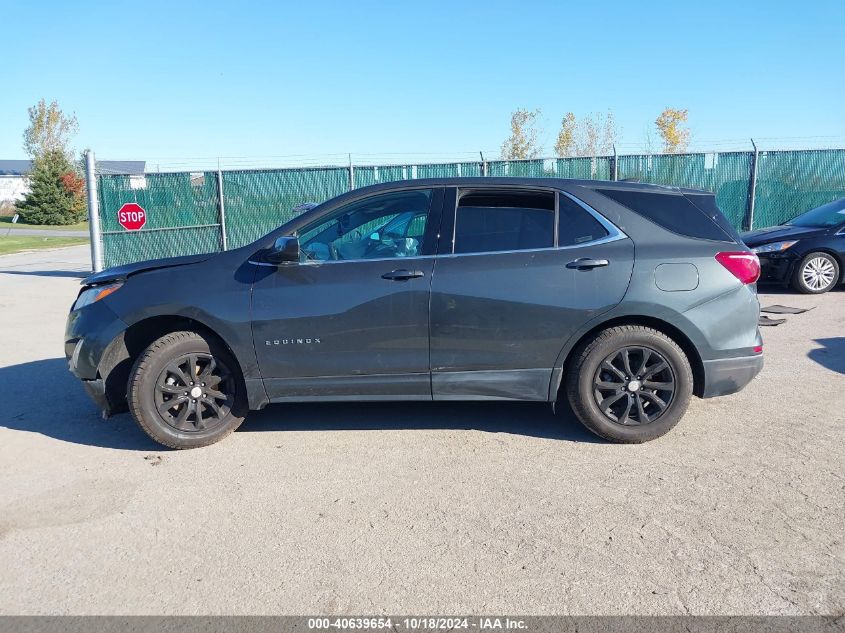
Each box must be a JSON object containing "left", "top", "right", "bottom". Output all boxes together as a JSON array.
[
  {"left": 0, "top": 358, "right": 161, "bottom": 451},
  {"left": 808, "top": 337, "right": 845, "bottom": 375},
  {"left": 757, "top": 283, "right": 845, "bottom": 296},
  {"left": 246, "top": 400, "right": 600, "bottom": 443},
  {"left": 0, "top": 358, "right": 601, "bottom": 450}
]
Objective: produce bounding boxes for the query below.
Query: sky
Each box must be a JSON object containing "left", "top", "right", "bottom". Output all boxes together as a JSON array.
[{"left": 2, "top": 0, "right": 844, "bottom": 169}]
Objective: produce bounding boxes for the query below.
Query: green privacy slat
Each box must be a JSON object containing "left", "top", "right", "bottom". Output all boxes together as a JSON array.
[
  {"left": 221, "top": 168, "right": 349, "bottom": 249},
  {"left": 98, "top": 171, "right": 220, "bottom": 232},
  {"left": 102, "top": 226, "right": 222, "bottom": 269},
  {"left": 96, "top": 151, "right": 845, "bottom": 266},
  {"left": 618, "top": 152, "right": 752, "bottom": 228},
  {"left": 753, "top": 150, "right": 845, "bottom": 228}
]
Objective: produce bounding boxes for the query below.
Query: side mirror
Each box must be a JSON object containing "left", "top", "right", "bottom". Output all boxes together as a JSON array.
[{"left": 266, "top": 236, "right": 300, "bottom": 264}]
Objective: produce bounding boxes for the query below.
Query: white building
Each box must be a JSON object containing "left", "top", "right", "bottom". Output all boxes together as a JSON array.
[{"left": 0, "top": 159, "right": 145, "bottom": 210}]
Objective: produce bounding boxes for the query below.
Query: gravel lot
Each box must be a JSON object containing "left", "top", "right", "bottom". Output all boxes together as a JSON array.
[{"left": 0, "top": 245, "right": 842, "bottom": 615}]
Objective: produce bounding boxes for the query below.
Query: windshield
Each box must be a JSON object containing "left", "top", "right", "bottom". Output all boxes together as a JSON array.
[{"left": 786, "top": 198, "right": 845, "bottom": 227}]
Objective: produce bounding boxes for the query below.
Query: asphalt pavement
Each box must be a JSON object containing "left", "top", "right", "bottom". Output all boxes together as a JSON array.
[{"left": 0, "top": 245, "right": 842, "bottom": 615}]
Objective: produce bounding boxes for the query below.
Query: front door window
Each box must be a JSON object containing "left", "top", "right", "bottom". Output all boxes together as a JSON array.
[{"left": 298, "top": 189, "right": 432, "bottom": 262}]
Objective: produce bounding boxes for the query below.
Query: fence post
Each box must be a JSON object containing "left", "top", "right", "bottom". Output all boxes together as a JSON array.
[
  {"left": 480, "top": 151, "right": 488, "bottom": 177},
  {"left": 745, "top": 138, "right": 759, "bottom": 231},
  {"left": 84, "top": 150, "right": 104, "bottom": 272},
  {"left": 348, "top": 154, "right": 355, "bottom": 191},
  {"left": 216, "top": 169, "right": 228, "bottom": 251},
  {"left": 612, "top": 145, "right": 619, "bottom": 181}
]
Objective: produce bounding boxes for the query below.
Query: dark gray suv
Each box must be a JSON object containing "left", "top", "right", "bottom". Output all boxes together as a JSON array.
[{"left": 65, "top": 178, "right": 763, "bottom": 448}]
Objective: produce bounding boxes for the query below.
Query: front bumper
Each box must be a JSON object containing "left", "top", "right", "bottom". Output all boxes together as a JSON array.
[
  {"left": 65, "top": 299, "right": 128, "bottom": 380},
  {"left": 757, "top": 253, "right": 796, "bottom": 283},
  {"left": 701, "top": 354, "right": 764, "bottom": 398}
]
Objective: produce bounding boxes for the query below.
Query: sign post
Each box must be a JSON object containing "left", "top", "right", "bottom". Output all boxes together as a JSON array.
[{"left": 117, "top": 203, "right": 147, "bottom": 231}]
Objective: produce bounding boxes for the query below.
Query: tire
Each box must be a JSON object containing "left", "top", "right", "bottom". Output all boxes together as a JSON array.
[
  {"left": 790, "top": 251, "right": 839, "bottom": 294},
  {"left": 128, "top": 331, "right": 247, "bottom": 449},
  {"left": 565, "top": 325, "right": 693, "bottom": 443}
]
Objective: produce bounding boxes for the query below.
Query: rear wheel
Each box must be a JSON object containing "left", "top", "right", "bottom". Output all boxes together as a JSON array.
[
  {"left": 128, "top": 331, "right": 246, "bottom": 449},
  {"left": 791, "top": 251, "right": 839, "bottom": 294},
  {"left": 565, "top": 325, "right": 693, "bottom": 443}
]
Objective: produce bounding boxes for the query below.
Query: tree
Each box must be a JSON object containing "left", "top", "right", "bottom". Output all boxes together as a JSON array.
[
  {"left": 501, "top": 108, "right": 543, "bottom": 160},
  {"left": 17, "top": 100, "right": 86, "bottom": 225},
  {"left": 655, "top": 108, "right": 690, "bottom": 153},
  {"left": 16, "top": 150, "right": 87, "bottom": 225},
  {"left": 554, "top": 110, "right": 618, "bottom": 157},
  {"left": 23, "top": 99, "right": 79, "bottom": 159},
  {"left": 554, "top": 112, "right": 577, "bottom": 157}
]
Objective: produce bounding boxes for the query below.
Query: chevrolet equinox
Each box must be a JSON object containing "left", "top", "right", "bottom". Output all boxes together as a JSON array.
[{"left": 66, "top": 178, "right": 764, "bottom": 448}]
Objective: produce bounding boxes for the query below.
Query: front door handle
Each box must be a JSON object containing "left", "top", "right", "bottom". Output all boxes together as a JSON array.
[
  {"left": 381, "top": 269, "right": 425, "bottom": 281},
  {"left": 566, "top": 258, "right": 609, "bottom": 270}
]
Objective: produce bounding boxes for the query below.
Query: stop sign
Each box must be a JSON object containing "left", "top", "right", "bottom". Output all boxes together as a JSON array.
[{"left": 117, "top": 203, "right": 147, "bottom": 231}]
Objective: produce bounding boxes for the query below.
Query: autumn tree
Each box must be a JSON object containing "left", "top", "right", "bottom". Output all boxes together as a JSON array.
[
  {"left": 501, "top": 108, "right": 543, "bottom": 160},
  {"left": 17, "top": 100, "right": 86, "bottom": 225},
  {"left": 655, "top": 107, "right": 690, "bottom": 153},
  {"left": 554, "top": 111, "right": 618, "bottom": 157}
]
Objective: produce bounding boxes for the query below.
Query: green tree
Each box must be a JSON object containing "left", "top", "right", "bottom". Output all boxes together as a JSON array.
[
  {"left": 17, "top": 100, "right": 86, "bottom": 225},
  {"left": 501, "top": 108, "right": 543, "bottom": 160},
  {"left": 16, "top": 150, "right": 86, "bottom": 225},
  {"left": 655, "top": 107, "right": 690, "bottom": 153}
]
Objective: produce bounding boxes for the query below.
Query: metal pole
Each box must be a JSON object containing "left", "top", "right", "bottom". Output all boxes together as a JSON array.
[
  {"left": 612, "top": 144, "right": 619, "bottom": 181},
  {"left": 480, "top": 151, "right": 487, "bottom": 177},
  {"left": 348, "top": 153, "right": 355, "bottom": 191},
  {"left": 84, "top": 150, "right": 104, "bottom": 272},
  {"left": 746, "top": 138, "right": 759, "bottom": 231},
  {"left": 216, "top": 169, "right": 228, "bottom": 251}
]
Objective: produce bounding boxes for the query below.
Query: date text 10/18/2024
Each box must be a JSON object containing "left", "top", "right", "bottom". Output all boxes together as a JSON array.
[{"left": 307, "top": 617, "right": 527, "bottom": 630}]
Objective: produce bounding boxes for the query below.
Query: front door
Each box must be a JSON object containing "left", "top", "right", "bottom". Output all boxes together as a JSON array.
[
  {"left": 252, "top": 187, "right": 442, "bottom": 400},
  {"left": 429, "top": 187, "right": 634, "bottom": 400}
]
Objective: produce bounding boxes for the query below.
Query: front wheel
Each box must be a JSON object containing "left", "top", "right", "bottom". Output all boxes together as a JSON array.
[
  {"left": 128, "top": 331, "right": 247, "bottom": 449},
  {"left": 565, "top": 325, "right": 693, "bottom": 443},
  {"left": 790, "top": 252, "right": 839, "bottom": 294}
]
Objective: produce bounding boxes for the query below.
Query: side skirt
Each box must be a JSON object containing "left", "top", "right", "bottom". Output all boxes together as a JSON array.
[{"left": 432, "top": 368, "right": 553, "bottom": 401}]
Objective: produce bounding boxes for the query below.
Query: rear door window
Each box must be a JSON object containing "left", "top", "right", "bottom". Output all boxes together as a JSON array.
[
  {"left": 558, "top": 193, "right": 609, "bottom": 246},
  {"left": 453, "top": 190, "right": 555, "bottom": 254}
]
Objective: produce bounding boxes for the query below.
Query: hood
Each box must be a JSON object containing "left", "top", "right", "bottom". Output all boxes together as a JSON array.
[
  {"left": 81, "top": 252, "right": 217, "bottom": 286},
  {"left": 741, "top": 224, "right": 826, "bottom": 246}
]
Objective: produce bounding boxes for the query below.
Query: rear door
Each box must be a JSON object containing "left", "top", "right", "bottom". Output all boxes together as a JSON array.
[{"left": 429, "top": 186, "right": 634, "bottom": 400}]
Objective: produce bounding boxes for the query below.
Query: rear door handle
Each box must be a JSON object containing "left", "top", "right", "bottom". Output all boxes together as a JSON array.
[
  {"left": 381, "top": 269, "right": 425, "bottom": 281},
  {"left": 566, "top": 258, "right": 609, "bottom": 270}
]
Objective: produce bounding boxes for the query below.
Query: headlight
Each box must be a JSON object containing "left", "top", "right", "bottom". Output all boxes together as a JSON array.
[
  {"left": 752, "top": 240, "right": 798, "bottom": 254},
  {"left": 73, "top": 282, "right": 123, "bottom": 310}
]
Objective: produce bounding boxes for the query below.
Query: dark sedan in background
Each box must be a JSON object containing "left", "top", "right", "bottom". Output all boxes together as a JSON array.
[{"left": 743, "top": 198, "right": 845, "bottom": 294}]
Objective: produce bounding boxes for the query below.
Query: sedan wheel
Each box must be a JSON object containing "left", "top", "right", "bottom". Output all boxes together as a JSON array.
[{"left": 792, "top": 252, "right": 839, "bottom": 294}]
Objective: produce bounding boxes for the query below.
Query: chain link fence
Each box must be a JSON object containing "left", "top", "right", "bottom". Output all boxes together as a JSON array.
[{"left": 94, "top": 149, "right": 845, "bottom": 269}]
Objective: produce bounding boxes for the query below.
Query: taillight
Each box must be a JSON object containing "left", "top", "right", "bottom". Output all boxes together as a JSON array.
[
  {"left": 715, "top": 251, "right": 760, "bottom": 284},
  {"left": 753, "top": 345, "right": 763, "bottom": 354}
]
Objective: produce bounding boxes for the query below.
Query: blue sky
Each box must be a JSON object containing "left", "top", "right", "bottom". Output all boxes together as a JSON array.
[{"left": 2, "top": 0, "right": 843, "bottom": 168}]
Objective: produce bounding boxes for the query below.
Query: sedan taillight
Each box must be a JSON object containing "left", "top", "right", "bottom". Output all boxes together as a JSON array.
[{"left": 715, "top": 251, "right": 761, "bottom": 285}]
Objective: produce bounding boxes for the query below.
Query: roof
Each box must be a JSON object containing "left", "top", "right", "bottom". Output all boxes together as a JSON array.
[
  {"left": 341, "top": 176, "right": 714, "bottom": 196},
  {"left": 0, "top": 159, "right": 145, "bottom": 176}
]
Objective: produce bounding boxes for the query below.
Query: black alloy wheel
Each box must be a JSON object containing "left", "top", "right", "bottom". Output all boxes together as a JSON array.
[
  {"left": 592, "top": 346, "right": 676, "bottom": 426},
  {"left": 154, "top": 353, "right": 235, "bottom": 433}
]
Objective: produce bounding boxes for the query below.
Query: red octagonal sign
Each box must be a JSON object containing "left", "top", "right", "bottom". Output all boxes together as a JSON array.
[{"left": 117, "top": 203, "right": 147, "bottom": 231}]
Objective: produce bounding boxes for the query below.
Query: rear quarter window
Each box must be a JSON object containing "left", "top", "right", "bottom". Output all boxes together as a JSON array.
[{"left": 596, "top": 188, "right": 733, "bottom": 242}]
